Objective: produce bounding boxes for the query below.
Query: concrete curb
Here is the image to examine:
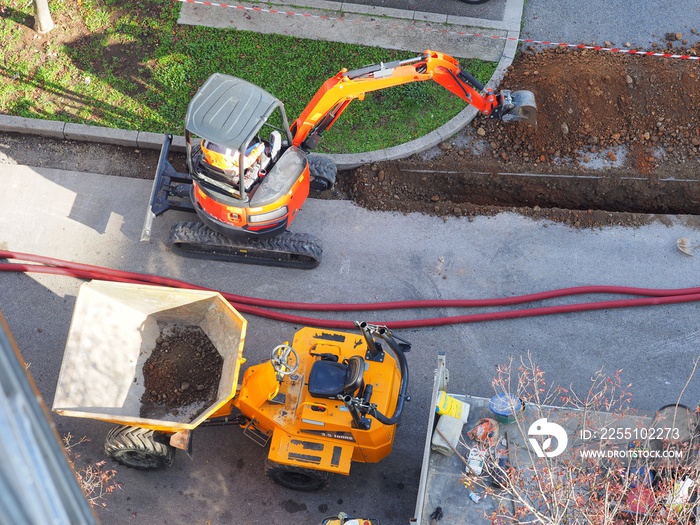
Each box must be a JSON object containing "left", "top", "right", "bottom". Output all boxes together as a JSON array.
[
  {"left": 0, "top": 0, "right": 524, "bottom": 170},
  {"left": 0, "top": 115, "right": 188, "bottom": 152}
]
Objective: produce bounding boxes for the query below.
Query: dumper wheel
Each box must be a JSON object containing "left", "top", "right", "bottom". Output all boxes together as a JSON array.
[
  {"left": 105, "top": 426, "right": 175, "bottom": 470},
  {"left": 265, "top": 459, "right": 331, "bottom": 491}
]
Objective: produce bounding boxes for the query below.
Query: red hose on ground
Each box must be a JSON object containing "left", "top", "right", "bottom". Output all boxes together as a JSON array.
[{"left": 2, "top": 250, "right": 700, "bottom": 329}]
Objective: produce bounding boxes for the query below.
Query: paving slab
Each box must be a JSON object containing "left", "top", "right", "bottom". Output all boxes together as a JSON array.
[
  {"left": 339, "top": 0, "right": 507, "bottom": 20},
  {"left": 1, "top": 164, "right": 699, "bottom": 523}
]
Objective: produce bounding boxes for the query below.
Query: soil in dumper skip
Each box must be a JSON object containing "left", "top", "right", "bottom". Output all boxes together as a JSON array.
[{"left": 140, "top": 324, "right": 223, "bottom": 420}]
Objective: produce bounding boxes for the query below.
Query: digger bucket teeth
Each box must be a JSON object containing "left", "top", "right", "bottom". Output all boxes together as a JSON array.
[{"left": 499, "top": 89, "right": 537, "bottom": 127}]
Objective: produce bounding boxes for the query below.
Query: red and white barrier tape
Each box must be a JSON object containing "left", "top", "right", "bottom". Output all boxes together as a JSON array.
[
  {"left": 518, "top": 41, "right": 700, "bottom": 61},
  {"left": 176, "top": 0, "right": 700, "bottom": 61}
]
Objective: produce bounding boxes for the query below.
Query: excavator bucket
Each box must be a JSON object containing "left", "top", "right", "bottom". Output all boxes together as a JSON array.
[{"left": 499, "top": 90, "right": 537, "bottom": 127}]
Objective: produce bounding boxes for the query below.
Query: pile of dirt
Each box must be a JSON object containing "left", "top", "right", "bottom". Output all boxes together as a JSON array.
[
  {"left": 140, "top": 324, "right": 223, "bottom": 419},
  {"left": 335, "top": 44, "right": 700, "bottom": 228},
  {"left": 479, "top": 46, "right": 700, "bottom": 172}
]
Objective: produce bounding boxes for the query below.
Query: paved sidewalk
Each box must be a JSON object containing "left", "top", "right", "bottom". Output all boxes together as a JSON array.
[
  {"left": 178, "top": 0, "right": 525, "bottom": 61},
  {"left": 522, "top": 0, "right": 700, "bottom": 50}
]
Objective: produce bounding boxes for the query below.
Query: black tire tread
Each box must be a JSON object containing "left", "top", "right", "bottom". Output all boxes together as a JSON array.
[
  {"left": 169, "top": 222, "right": 322, "bottom": 269},
  {"left": 308, "top": 154, "right": 337, "bottom": 191},
  {"left": 104, "top": 425, "right": 174, "bottom": 470},
  {"left": 264, "top": 459, "right": 332, "bottom": 492}
]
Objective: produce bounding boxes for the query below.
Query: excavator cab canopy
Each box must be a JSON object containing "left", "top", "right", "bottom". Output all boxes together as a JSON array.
[
  {"left": 184, "top": 74, "right": 296, "bottom": 202},
  {"left": 185, "top": 73, "right": 292, "bottom": 150}
]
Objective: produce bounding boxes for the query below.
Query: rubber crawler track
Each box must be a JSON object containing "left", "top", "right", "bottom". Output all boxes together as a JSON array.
[{"left": 169, "top": 221, "right": 323, "bottom": 269}]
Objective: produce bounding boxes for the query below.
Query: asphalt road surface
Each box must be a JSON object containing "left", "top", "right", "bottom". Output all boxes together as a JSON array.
[{"left": 2, "top": 163, "right": 699, "bottom": 524}]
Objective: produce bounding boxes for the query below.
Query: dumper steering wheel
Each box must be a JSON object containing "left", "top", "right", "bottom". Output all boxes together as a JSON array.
[{"left": 271, "top": 344, "right": 299, "bottom": 376}]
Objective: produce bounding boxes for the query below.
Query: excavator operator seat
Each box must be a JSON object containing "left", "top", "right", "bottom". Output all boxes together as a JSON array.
[
  {"left": 308, "top": 356, "right": 365, "bottom": 399},
  {"left": 199, "top": 139, "right": 269, "bottom": 193}
]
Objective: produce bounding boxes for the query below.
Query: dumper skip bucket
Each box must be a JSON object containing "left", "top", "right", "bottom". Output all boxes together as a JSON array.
[{"left": 53, "top": 281, "right": 247, "bottom": 431}]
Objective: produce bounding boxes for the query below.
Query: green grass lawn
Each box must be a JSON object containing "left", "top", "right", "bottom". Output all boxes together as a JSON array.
[{"left": 0, "top": 0, "right": 496, "bottom": 153}]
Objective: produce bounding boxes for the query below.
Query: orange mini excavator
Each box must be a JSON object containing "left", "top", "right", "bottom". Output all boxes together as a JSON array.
[{"left": 141, "top": 50, "right": 536, "bottom": 269}]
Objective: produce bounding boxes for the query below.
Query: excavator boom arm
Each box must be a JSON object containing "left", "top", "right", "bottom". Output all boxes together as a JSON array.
[{"left": 290, "top": 50, "right": 536, "bottom": 150}]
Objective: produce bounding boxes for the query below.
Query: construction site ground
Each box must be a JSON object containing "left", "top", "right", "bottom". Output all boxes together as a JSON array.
[
  {"left": 3, "top": 41, "right": 700, "bottom": 517},
  {"left": 2, "top": 3, "right": 700, "bottom": 524},
  {"left": 336, "top": 46, "right": 700, "bottom": 229},
  {"left": 5, "top": 44, "right": 700, "bottom": 229}
]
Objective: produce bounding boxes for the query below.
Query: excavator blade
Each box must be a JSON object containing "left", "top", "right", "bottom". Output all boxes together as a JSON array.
[{"left": 500, "top": 90, "right": 537, "bottom": 127}]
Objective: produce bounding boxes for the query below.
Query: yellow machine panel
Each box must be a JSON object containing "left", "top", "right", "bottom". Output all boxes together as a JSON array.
[
  {"left": 234, "top": 323, "right": 410, "bottom": 483},
  {"left": 268, "top": 430, "right": 354, "bottom": 474}
]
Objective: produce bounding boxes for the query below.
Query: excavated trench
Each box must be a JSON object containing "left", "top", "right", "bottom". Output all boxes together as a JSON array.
[
  {"left": 343, "top": 163, "right": 700, "bottom": 215},
  {"left": 419, "top": 170, "right": 698, "bottom": 215},
  {"left": 330, "top": 47, "right": 700, "bottom": 227}
]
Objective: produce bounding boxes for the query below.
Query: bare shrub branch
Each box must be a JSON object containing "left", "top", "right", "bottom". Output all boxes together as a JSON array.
[
  {"left": 63, "top": 433, "right": 121, "bottom": 508},
  {"left": 460, "top": 356, "right": 699, "bottom": 525}
]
